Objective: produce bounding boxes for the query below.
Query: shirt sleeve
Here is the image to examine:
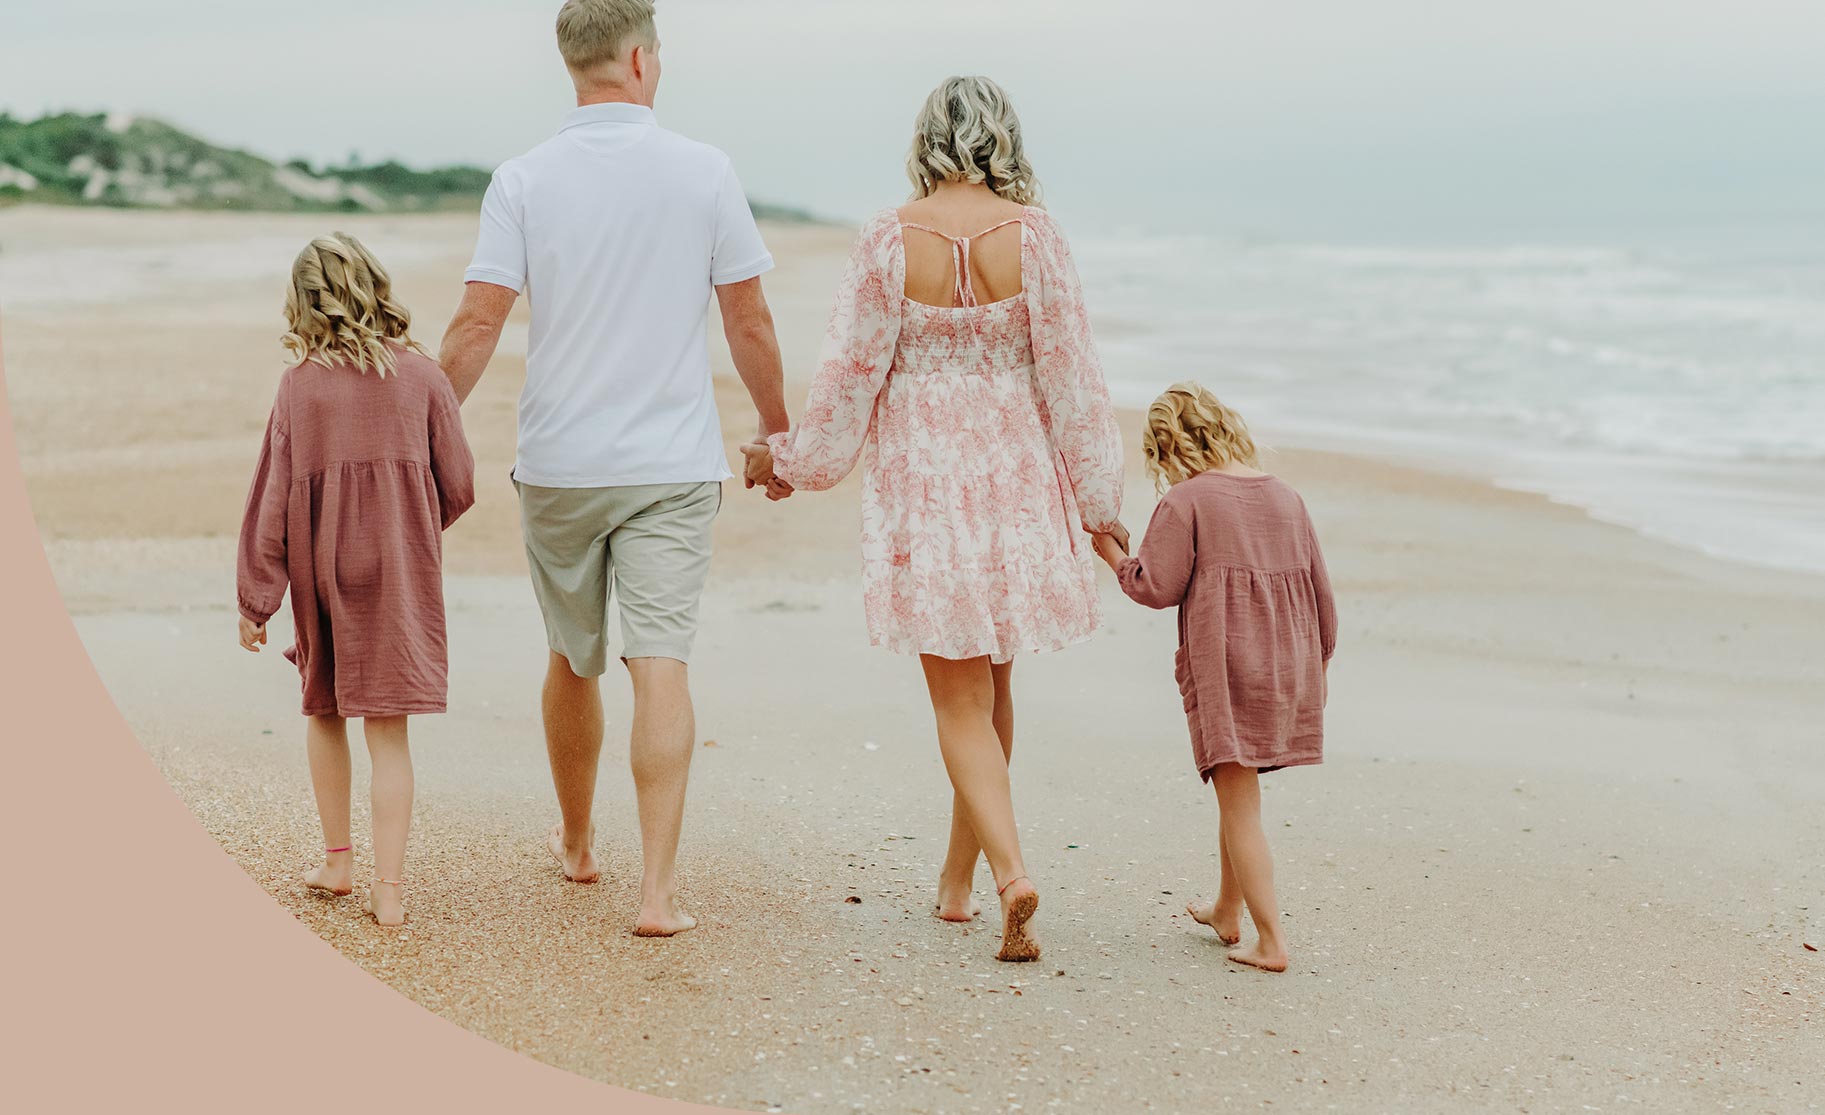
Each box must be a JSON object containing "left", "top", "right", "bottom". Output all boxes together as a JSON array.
[
  {"left": 236, "top": 379, "right": 293, "bottom": 625},
  {"left": 710, "top": 158, "right": 775, "bottom": 286},
  {"left": 1116, "top": 499, "right": 1195, "bottom": 609},
  {"left": 767, "top": 211, "right": 901, "bottom": 491},
  {"left": 1025, "top": 212, "right": 1125, "bottom": 533},
  {"left": 463, "top": 168, "right": 527, "bottom": 293}
]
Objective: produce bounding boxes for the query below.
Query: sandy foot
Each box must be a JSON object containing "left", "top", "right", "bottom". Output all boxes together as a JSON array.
[
  {"left": 302, "top": 856, "right": 353, "bottom": 897},
  {"left": 995, "top": 879, "right": 1040, "bottom": 962},
  {"left": 547, "top": 823, "right": 600, "bottom": 884},
  {"left": 365, "top": 880, "right": 406, "bottom": 928},
  {"left": 1187, "top": 898, "right": 1242, "bottom": 946},
  {"left": 1226, "top": 941, "right": 1288, "bottom": 973},
  {"left": 934, "top": 885, "right": 982, "bottom": 923},
  {"left": 632, "top": 900, "right": 698, "bottom": 938}
]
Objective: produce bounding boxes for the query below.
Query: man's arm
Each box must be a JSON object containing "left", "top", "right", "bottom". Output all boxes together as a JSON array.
[
  {"left": 715, "top": 277, "right": 790, "bottom": 439},
  {"left": 438, "top": 282, "right": 518, "bottom": 404}
]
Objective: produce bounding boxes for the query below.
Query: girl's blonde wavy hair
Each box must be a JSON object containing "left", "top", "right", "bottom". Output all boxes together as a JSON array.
[
  {"left": 1143, "top": 382, "right": 1261, "bottom": 490},
  {"left": 906, "top": 76, "right": 1043, "bottom": 207},
  {"left": 281, "top": 232, "right": 423, "bottom": 376}
]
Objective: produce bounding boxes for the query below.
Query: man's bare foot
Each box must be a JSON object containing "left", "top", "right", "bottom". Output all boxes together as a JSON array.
[
  {"left": 365, "top": 880, "right": 406, "bottom": 928},
  {"left": 995, "top": 877, "right": 1040, "bottom": 962},
  {"left": 547, "top": 823, "right": 599, "bottom": 883},
  {"left": 632, "top": 895, "right": 698, "bottom": 938},
  {"left": 1226, "top": 940, "right": 1289, "bottom": 973},
  {"left": 1188, "top": 898, "right": 1242, "bottom": 946},
  {"left": 934, "top": 880, "right": 982, "bottom": 922},
  {"left": 303, "top": 851, "right": 353, "bottom": 897}
]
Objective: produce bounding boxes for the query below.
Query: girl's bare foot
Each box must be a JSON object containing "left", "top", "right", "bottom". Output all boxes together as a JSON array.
[
  {"left": 547, "top": 823, "right": 599, "bottom": 883},
  {"left": 1187, "top": 898, "right": 1242, "bottom": 946},
  {"left": 995, "top": 877, "right": 1040, "bottom": 962},
  {"left": 934, "top": 880, "right": 982, "bottom": 922},
  {"left": 303, "top": 850, "right": 353, "bottom": 897},
  {"left": 632, "top": 895, "right": 698, "bottom": 938},
  {"left": 365, "top": 879, "right": 406, "bottom": 928},
  {"left": 1226, "top": 940, "right": 1288, "bottom": 973}
]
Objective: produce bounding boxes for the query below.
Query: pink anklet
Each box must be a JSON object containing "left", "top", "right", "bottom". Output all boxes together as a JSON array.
[{"left": 325, "top": 846, "right": 352, "bottom": 854}]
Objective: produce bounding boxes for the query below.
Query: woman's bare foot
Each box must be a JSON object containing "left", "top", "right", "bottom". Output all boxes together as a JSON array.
[
  {"left": 1226, "top": 939, "right": 1288, "bottom": 973},
  {"left": 934, "top": 879, "right": 982, "bottom": 922},
  {"left": 632, "top": 894, "right": 698, "bottom": 938},
  {"left": 547, "top": 823, "right": 599, "bottom": 884},
  {"left": 1187, "top": 898, "right": 1242, "bottom": 946},
  {"left": 365, "top": 880, "right": 406, "bottom": 928},
  {"left": 995, "top": 877, "right": 1040, "bottom": 962},
  {"left": 303, "top": 850, "right": 353, "bottom": 897}
]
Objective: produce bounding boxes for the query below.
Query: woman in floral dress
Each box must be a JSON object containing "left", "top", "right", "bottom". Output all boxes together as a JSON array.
[{"left": 743, "top": 76, "right": 1124, "bottom": 962}]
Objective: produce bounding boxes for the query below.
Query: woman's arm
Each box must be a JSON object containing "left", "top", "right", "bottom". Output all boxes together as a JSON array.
[
  {"left": 765, "top": 211, "right": 904, "bottom": 493},
  {"left": 1025, "top": 213, "right": 1124, "bottom": 533},
  {"left": 1115, "top": 500, "right": 1195, "bottom": 609}
]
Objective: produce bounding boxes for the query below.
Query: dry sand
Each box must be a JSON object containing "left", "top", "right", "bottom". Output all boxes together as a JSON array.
[{"left": 4, "top": 205, "right": 1821, "bottom": 1113}]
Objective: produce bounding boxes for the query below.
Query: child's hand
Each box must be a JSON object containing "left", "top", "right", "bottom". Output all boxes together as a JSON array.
[
  {"left": 1091, "top": 531, "right": 1127, "bottom": 570},
  {"left": 239, "top": 616, "right": 267, "bottom": 652}
]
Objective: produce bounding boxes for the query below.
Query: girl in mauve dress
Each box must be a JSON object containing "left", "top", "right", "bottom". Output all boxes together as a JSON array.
[
  {"left": 236, "top": 233, "right": 475, "bottom": 927},
  {"left": 1090, "top": 383, "right": 1337, "bottom": 973},
  {"left": 742, "top": 77, "right": 1124, "bottom": 963}
]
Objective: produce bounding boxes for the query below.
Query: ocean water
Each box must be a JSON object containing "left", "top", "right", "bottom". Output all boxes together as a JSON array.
[{"left": 1075, "top": 225, "right": 1825, "bottom": 575}]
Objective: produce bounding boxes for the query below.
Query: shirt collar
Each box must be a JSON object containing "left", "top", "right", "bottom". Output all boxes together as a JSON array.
[{"left": 559, "top": 102, "right": 657, "bottom": 132}]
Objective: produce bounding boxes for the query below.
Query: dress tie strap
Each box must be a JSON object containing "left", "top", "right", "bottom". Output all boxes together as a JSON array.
[{"left": 900, "top": 217, "right": 1025, "bottom": 309}]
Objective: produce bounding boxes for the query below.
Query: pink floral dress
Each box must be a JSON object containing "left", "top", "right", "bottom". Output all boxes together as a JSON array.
[{"left": 767, "top": 207, "right": 1123, "bottom": 663}]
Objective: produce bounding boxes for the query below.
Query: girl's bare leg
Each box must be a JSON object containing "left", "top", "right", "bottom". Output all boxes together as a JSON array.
[
  {"left": 363, "top": 716, "right": 413, "bottom": 927},
  {"left": 1210, "top": 762, "right": 1287, "bottom": 971},
  {"left": 921, "top": 655, "right": 1038, "bottom": 961},
  {"left": 302, "top": 715, "right": 353, "bottom": 895},
  {"left": 1188, "top": 825, "right": 1244, "bottom": 945},
  {"left": 935, "top": 660, "right": 1014, "bottom": 921}
]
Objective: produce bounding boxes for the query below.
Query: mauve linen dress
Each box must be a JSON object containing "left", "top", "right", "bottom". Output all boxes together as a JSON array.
[
  {"left": 1116, "top": 472, "right": 1337, "bottom": 777},
  {"left": 236, "top": 348, "right": 475, "bottom": 717}
]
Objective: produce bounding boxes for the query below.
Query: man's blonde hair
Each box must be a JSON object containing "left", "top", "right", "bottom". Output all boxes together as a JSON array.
[
  {"left": 906, "top": 76, "right": 1043, "bottom": 207},
  {"left": 1142, "top": 382, "right": 1261, "bottom": 490},
  {"left": 556, "top": 0, "right": 656, "bottom": 76},
  {"left": 281, "top": 233, "right": 423, "bottom": 377}
]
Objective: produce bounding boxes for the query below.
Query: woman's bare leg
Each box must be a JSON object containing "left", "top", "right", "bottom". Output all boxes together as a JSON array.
[
  {"left": 1188, "top": 825, "right": 1245, "bottom": 945},
  {"left": 302, "top": 715, "right": 353, "bottom": 895},
  {"left": 1210, "top": 762, "right": 1287, "bottom": 971},
  {"left": 921, "top": 655, "right": 1038, "bottom": 961},
  {"left": 935, "top": 660, "right": 1014, "bottom": 921},
  {"left": 363, "top": 716, "right": 413, "bottom": 927}
]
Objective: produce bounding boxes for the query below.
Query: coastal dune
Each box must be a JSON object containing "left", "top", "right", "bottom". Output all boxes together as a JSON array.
[{"left": 5, "top": 206, "right": 1819, "bottom": 1113}]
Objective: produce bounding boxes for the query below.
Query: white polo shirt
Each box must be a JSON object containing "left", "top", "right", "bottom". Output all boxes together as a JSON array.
[{"left": 465, "top": 103, "right": 774, "bottom": 488}]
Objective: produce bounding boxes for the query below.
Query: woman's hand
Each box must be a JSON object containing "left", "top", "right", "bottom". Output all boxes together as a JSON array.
[
  {"left": 740, "top": 442, "right": 794, "bottom": 501},
  {"left": 1091, "top": 531, "right": 1127, "bottom": 571},
  {"left": 238, "top": 616, "right": 267, "bottom": 652}
]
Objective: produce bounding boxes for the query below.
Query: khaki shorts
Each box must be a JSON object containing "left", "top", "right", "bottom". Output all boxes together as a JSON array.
[{"left": 515, "top": 478, "right": 721, "bottom": 676}]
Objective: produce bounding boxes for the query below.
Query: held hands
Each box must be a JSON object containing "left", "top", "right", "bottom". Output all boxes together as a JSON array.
[
  {"left": 238, "top": 616, "right": 267, "bottom": 652},
  {"left": 1086, "top": 520, "right": 1131, "bottom": 571},
  {"left": 739, "top": 441, "right": 794, "bottom": 502}
]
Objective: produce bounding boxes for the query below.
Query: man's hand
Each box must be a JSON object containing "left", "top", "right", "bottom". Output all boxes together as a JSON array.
[
  {"left": 740, "top": 441, "right": 794, "bottom": 501},
  {"left": 239, "top": 616, "right": 267, "bottom": 652}
]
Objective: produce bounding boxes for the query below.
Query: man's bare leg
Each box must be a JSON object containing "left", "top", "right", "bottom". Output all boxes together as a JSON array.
[
  {"left": 544, "top": 650, "right": 603, "bottom": 883},
  {"left": 625, "top": 656, "right": 698, "bottom": 936}
]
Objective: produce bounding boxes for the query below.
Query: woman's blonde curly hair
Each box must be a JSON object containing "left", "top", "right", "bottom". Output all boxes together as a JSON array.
[
  {"left": 1143, "top": 382, "right": 1261, "bottom": 490},
  {"left": 906, "top": 76, "right": 1043, "bottom": 207},
  {"left": 281, "top": 232, "right": 423, "bottom": 376}
]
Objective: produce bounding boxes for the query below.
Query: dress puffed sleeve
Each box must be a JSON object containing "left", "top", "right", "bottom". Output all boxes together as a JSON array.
[
  {"left": 766, "top": 209, "right": 904, "bottom": 492},
  {"left": 1116, "top": 498, "right": 1195, "bottom": 609},
  {"left": 1023, "top": 211, "right": 1124, "bottom": 533},
  {"left": 428, "top": 371, "right": 476, "bottom": 530},
  {"left": 236, "top": 377, "right": 293, "bottom": 625}
]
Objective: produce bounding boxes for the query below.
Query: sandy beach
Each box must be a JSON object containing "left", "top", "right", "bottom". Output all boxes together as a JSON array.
[{"left": 5, "top": 205, "right": 1820, "bottom": 1113}]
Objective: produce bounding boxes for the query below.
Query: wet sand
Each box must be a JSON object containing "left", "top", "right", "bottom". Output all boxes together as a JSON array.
[{"left": 5, "top": 205, "right": 1820, "bottom": 1113}]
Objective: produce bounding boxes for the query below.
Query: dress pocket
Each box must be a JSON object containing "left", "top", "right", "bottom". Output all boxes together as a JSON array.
[{"left": 1174, "top": 644, "right": 1198, "bottom": 714}]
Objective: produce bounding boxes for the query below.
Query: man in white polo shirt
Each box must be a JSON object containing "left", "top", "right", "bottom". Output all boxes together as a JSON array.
[{"left": 437, "top": 0, "right": 789, "bottom": 937}]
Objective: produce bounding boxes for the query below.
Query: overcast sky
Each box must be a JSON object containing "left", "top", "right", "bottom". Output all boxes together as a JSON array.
[{"left": 6, "top": 0, "right": 1824, "bottom": 239}]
